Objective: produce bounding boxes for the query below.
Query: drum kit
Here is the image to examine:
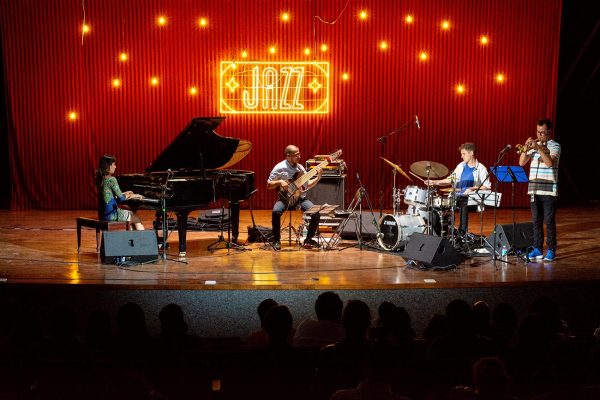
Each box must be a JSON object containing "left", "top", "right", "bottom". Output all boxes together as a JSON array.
[{"left": 377, "top": 158, "right": 460, "bottom": 251}]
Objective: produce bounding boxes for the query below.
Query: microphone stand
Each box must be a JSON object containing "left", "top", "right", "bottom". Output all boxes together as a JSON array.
[
  {"left": 377, "top": 116, "right": 419, "bottom": 217},
  {"left": 488, "top": 147, "right": 512, "bottom": 268}
]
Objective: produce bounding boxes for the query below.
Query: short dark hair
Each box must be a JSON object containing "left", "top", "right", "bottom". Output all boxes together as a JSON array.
[
  {"left": 459, "top": 143, "right": 476, "bottom": 153},
  {"left": 315, "top": 291, "right": 343, "bottom": 321},
  {"left": 537, "top": 118, "right": 552, "bottom": 131}
]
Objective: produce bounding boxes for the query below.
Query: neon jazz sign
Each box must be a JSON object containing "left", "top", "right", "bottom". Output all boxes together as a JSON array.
[{"left": 219, "top": 61, "right": 330, "bottom": 114}]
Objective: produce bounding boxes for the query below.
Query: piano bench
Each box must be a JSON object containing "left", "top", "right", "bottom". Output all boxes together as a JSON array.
[{"left": 76, "top": 217, "right": 129, "bottom": 253}]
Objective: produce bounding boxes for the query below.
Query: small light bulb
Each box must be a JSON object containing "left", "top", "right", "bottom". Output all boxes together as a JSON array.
[
  {"left": 199, "top": 18, "right": 208, "bottom": 27},
  {"left": 304, "top": 47, "right": 311, "bottom": 56},
  {"left": 405, "top": 15, "right": 414, "bottom": 24},
  {"left": 241, "top": 50, "right": 248, "bottom": 58},
  {"left": 157, "top": 16, "right": 167, "bottom": 26},
  {"left": 269, "top": 46, "right": 276, "bottom": 54},
  {"left": 82, "top": 24, "right": 90, "bottom": 34},
  {"left": 441, "top": 20, "right": 451, "bottom": 30},
  {"left": 150, "top": 76, "right": 159, "bottom": 86},
  {"left": 119, "top": 52, "right": 128, "bottom": 62},
  {"left": 342, "top": 73, "right": 349, "bottom": 81},
  {"left": 68, "top": 111, "right": 78, "bottom": 121},
  {"left": 281, "top": 12, "right": 290, "bottom": 22},
  {"left": 359, "top": 10, "right": 368, "bottom": 20},
  {"left": 379, "top": 41, "right": 389, "bottom": 50},
  {"left": 320, "top": 44, "right": 328, "bottom": 52},
  {"left": 189, "top": 87, "right": 198, "bottom": 95},
  {"left": 456, "top": 84, "right": 466, "bottom": 94},
  {"left": 480, "top": 35, "right": 489, "bottom": 45},
  {"left": 112, "top": 78, "right": 121, "bottom": 88},
  {"left": 419, "top": 51, "right": 428, "bottom": 61},
  {"left": 495, "top": 73, "right": 505, "bottom": 83}
]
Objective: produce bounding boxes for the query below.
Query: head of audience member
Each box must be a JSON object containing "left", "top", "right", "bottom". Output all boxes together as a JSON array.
[
  {"left": 116, "top": 302, "right": 148, "bottom": 340},
  {"left": 446, "top": 299, "right": 473, "bottom": 333},
  {"left": 529, "top": 297, "right": 567, "bottom": 336},
  {"left": 159, "top": 303, "right": 188, "bottom": 339},
  {"left": 472, "top": 300, "right": 492, "bottom": 335},
  {"left": 376, "top": 301, "right": 396, "bottom": 327},
  {"left": 49, "top": 304, "right": 78, "bottom": 339},
  {"left": 517, "top": 313, "right": 549, "bottom": 350},
  {"left": 491, "top": 302, "right": 518, "bottom": 332},
  {"left": 315, "top": 291, "right": 343, "bottom": 322},
  {"left": 263, "top": 305, "right": 293, "bottom": 346},
  {"left": 423, "top": 313, "right": 449, "bottom": 342},
  {"left": 85, "top": 309, "right": 112, "bottom": 351},
  {"left": 257, "top": 298, "right": 278, "bottom": 329},
  {"left": 472, "top": 357, "right": 511, "bottom": 396},
  {"left": 342, "top": 300, "right": 371, "bottom": 341},
  {"left": 392, "top": 306, "right": 415, "bottom": 339}
]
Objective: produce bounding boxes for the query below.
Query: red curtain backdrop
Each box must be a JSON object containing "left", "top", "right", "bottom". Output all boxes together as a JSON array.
[{"left": 1, "top": 0, "right": 562, "bottom": 210}]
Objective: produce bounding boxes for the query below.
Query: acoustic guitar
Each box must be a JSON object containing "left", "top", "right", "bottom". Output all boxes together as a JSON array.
[{"left": 277, "top": 149, "right": 342, "bottom": 206}]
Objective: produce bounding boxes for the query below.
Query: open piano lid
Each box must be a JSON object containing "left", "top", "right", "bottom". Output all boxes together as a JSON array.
[{"left": 146, "top": 117, "right": 252, "bottom": 172}]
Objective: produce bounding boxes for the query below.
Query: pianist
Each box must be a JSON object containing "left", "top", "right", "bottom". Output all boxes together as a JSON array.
[
  {"left": 425, "top": 143, "right": 489, "bottom": 236},
  {"left": 96, "top": 155, "right": 145, "bottom": 230}
]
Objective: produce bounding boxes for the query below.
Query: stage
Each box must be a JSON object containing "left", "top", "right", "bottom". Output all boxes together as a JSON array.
[{"left": 1, "top": 207, "right": 599, "bottom": 337}]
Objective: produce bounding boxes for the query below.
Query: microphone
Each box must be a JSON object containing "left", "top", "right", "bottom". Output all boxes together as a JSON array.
[
  {"left": 415, "top": 115, "right": 421, "bottom": 129},
  {"left": 500, "top": 144, "right": 511, "bottom": 153}
]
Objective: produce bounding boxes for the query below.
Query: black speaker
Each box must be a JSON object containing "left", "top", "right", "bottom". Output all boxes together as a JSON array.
[
  {"left": 402, "top": 233, "right": 465, "bottom": 268},
  {"left": 309, "top": 176, "right": 345, "bottom": 208},
  {"left": 487, "top": 222, "right": 534, "bottom": 252},
  {"left": 340, "top": 211, "right": 379, "bottom": 239},
  {"left": 101, "top": 231, "right": 158, "bottom": 264}
]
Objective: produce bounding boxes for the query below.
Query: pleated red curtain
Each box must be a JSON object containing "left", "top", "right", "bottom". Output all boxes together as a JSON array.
[{"left": 1, "top": 0, "right": 561, "bottom": 209}]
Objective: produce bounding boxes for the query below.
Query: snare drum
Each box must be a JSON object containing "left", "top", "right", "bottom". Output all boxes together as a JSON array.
[
  {"left": 432, "top": 195, "right": 452, "bottom": 209},
  {"left": 378, "top": 213, "right": 426, "bottom": 251},
  {"left": 403, "top": 186, "right": 428, "bottom": 206}
]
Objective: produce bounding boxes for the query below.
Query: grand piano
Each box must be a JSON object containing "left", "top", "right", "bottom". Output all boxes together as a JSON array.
[{"left": 118, "top": 117, "right": 255, "bottom": 255}]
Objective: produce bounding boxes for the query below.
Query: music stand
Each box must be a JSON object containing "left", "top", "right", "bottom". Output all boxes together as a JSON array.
[
  {"left": 303, "top": 204, "right": 339, "bottom": 247},
  {"left": 491, "top": 166, "right": 528, "bottom": 262}
]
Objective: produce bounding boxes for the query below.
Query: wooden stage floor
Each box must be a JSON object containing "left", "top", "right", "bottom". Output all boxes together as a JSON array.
[{"left": 1, "top": 206, "right": 599, "bottom": 290}]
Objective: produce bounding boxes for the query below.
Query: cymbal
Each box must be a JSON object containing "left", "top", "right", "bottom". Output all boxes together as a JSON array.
[
  {"left": 381, "top": 157, "right": 412, "bottom": 182},
  {"left": 410, "top": 161, "right": 449, "bottom": 179},
  {"left": 439, "top": 187, "right": 456, "bottom": 193}
]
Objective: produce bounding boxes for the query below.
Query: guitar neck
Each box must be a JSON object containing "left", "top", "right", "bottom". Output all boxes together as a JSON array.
[{"left": 294, "top": 160, "right": 328, "bottom": 188}]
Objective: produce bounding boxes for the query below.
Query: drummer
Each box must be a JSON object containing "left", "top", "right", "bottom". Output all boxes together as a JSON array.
[{"left": 425, "top": 142, "right": 489, "bottom": 236}]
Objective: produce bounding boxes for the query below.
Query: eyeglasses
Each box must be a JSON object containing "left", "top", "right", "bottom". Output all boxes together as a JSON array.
[{"left": 536, "top": 130, "right": 549, "bottom": 135}]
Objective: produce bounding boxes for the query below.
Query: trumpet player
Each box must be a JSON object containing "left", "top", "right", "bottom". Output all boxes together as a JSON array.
[{"left": 519, "top": 118, "right": 561, "bottom": 262}]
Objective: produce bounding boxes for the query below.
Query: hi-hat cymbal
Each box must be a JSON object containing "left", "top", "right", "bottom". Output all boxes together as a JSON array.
[
  {"left": 410, "top": 161, "right": 449, "bottom": 179},
  {"left": 381, "top": 157, "right": 412, "bottom": 181}
]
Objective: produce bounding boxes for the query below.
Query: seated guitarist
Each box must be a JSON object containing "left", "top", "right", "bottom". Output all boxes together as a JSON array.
[{"left": 268, "top": 145, "right": 322, "bottom": 250}]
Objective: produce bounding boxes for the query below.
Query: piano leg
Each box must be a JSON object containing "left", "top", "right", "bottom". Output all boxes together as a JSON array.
[
  {"left": 176, "top": 211, "right": 190, "bottom": 255},
  {"left": 230, "top": 202, "right": 240, "bottom": 243}
]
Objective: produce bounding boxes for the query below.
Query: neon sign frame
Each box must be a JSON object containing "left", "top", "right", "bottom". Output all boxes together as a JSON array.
[{"left": 219, "top": 61, "right": 330, "bottom": 114}]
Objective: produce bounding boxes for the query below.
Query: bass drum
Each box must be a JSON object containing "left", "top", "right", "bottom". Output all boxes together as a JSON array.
[{"left": 378, "top": 214, "right": 426, "bottom": 251}]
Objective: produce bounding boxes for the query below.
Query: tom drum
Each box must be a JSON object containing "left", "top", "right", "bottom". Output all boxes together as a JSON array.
[{"left": 403, "top": 186, "right": 429, "bottom": 207}]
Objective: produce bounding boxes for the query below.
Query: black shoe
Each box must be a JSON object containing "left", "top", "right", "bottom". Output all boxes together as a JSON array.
[
  {"left": 303, "top": 239, "right": 320, "bottom": 249},
  {"left": 272, "top": 240, "right": 281, "bottom": 251}
]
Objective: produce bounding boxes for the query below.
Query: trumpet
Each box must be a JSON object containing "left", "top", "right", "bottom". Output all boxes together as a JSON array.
[{"left": 516, "top": 140, "right": 549, "bottom": 154}]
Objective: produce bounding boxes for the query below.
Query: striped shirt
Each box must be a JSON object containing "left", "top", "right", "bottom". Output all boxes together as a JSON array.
[{"left": 527, "top": 139, "right": 560, "bottom": 196}]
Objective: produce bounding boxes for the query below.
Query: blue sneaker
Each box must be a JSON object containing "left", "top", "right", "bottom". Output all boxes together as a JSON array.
[
  {"left": 543, "top": 250, "right": 555, "bottom": 261},
  {"left": 527, "top": 248, "right": 543, "bottom": 260}
]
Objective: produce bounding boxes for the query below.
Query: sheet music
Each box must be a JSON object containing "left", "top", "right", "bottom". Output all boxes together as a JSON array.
[{"left": 467, "top": 190, "right": 502, "bottom": 207}]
